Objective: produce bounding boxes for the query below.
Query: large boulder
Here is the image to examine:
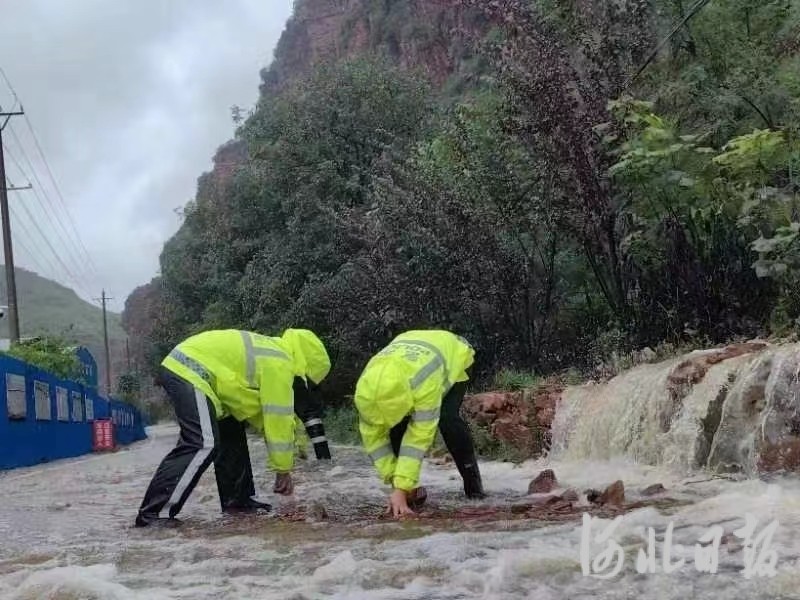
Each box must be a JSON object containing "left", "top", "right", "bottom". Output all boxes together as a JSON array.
[{"left": 528, "top": 469, "right": 558, "bottom": 494}]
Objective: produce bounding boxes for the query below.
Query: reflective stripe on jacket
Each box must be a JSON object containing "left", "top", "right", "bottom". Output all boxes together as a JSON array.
[
  {"left": 355, "top": 330, "right": 475, "bottom": 491},
  {"left": 161, "top": 329, "right": 329, "bottom": 473}
]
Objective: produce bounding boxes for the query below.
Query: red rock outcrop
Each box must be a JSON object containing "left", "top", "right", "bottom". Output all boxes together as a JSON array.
[
  {"left": 463, "top": 383, "right": 563, "bottom": 456},
  {"left": 659, "top": 342, "right": 769, "bottom": 436},
  {"left": 261, "top": 0, "right": 487, "bottom": 95},
  {"left": 667, "top": 342, "right": 768, "bottom": 387}
]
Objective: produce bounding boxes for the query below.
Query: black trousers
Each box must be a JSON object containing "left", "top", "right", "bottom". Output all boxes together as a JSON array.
[
  {"left": 389, "top": 379, "right": 479, "bottom": 483},
  {"left": 137, "top": 367, "right": 256, "bottom": 519}
]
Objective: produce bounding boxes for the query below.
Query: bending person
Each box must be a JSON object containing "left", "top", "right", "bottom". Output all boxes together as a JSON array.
[
  {"left": 136, "top": 328, "right": 331, "bottom": 528},
  {"left": 354, "top": 330, "right": 485, "bottom": 519}
]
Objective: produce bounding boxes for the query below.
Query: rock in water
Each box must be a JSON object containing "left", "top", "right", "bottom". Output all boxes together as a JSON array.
[
  {"left": 640, "top": 483, "right": 666, "bottom": 497},
  {"left": 599, "top": 480, "right": 625, "bottom": 507},
  {"left": 585, "top": 489, "right": 602, "bottom": 504},
  {"left": 667, "top": 342, "right": 768, "bottom": 386},
  {"left": 560, "top": 488, "right": 579, "bottom": 502},
  {"left": 408, "top": 486, "right": 428, "bottom": 509},
  {"left": 528, "top": 469, "right": 558, "bottom": 494},
  {"left": 306, "top": 501, "right": 328, "bottom": 521}
]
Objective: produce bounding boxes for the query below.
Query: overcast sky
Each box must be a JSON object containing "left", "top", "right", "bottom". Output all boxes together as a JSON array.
[{"left": 0, "top": 0, "right": 294, "bottom": 312}]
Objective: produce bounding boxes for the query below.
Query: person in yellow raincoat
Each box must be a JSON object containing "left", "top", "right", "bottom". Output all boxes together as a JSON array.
[
  {"left": 354, "top": 330, "right": 485, "bottom": 518},
  {"left": 135, "top": 328, "right": 331, "bottom": 528}
]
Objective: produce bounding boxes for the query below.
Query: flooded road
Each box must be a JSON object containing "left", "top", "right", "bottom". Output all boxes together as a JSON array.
[{"left": 2, "top": 424, "right": 800, "bottom": 599}]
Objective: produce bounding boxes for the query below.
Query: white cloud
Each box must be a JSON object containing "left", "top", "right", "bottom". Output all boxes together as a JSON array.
[{"left": 0, "top": 0, "right": 293, "bottom": 311}]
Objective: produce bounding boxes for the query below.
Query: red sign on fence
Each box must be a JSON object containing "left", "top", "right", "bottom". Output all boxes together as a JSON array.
[{"left": 93, "top": 418, "right": 114, "bottom": 451}]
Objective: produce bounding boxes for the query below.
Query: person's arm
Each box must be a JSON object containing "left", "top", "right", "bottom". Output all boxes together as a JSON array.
[
  {"left": 392, "top": 403, "right": 439, "bottom": 492},
  {"left": 293, "top": 377, "right": 331, "bottom": 460},
  {"left": 359, "top": 417, "right": 396, "bottom": 486},
  {"left": 258, "top": 359, "right": 296, "bottom": 493}
]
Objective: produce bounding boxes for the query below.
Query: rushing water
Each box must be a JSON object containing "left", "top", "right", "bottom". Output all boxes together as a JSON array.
[
  {"left": 551, "top": 343, "right": 800, "bottom": 477},
  {"left": 4, "top": 349, "right": 800, "bottom": 600}
]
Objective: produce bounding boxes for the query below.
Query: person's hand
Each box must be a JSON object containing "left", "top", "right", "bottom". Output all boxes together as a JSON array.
[
  {"left": 273, "top": 472, "right": 294, "bottom": 496},
  {"left": 386, "top": 489, "right": 415, "bottom": 519}
]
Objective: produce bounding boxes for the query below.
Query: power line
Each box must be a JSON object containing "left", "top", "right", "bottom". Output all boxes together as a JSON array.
[
  {"left": 7, "top": 214, "right": 52, "bottom": 277},
  {"left": 3, "top": 130, "right": 96, "bottom": 285},
  {"left": 4, "top": 173, "right": 61, "bottom": 279},
  {"left": 0, "top": 66, "right": 19, "bottom": 106},
  {"left": 1, "top": 143, "right": 28, "bottom": 183},
  {"left": 2, "top": 146, "right": 94, "bottom": 296},
  {"left": 21, "top": 117, "right": 101, "bottom": 277},
  {"left": 2, "top": 152, "right": 93, "bottom": 298},
  {"left": 0, "top": 66, "right": 101, "bottom": 286},
  {"left": 2, "top": 67, "right": 100, "bottom": 278},
  {"left": 9, "top": 203, "right": 60, "bottom": 279},
  {"left": 3, "top": 130, "right": 98, "bottom": 290}
]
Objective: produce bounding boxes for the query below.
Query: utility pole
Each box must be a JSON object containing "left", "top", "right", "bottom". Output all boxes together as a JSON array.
[
  {"left": 95, "top": 289, "right": 113, "bottom": 395},
  {"left": 0, "top": 106, "right": 25, "bottom": 344}
]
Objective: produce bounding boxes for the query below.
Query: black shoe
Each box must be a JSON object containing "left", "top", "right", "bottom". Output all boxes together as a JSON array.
[
  {"left": 462, "top": 463, "right": 486, "bottom": 499},
  {"left": 223, "top": 497, "right": 272, "bottom": 515},
  {"left": 135, "top": 514, "right": 182, "bottom": 528}
]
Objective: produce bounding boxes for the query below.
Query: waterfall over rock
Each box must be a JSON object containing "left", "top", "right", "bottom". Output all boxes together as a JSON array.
[{"left": 547, "top": 341, "right": 800, "bottom": 477}]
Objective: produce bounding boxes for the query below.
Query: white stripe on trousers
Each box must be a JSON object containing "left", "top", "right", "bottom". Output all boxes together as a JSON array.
[{"left": 159, "top": 388, "right": 215, "bottom": 518}]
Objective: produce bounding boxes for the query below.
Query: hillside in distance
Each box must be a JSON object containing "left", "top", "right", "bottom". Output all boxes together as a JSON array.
[{"left": 0, "top": 266, "right": 127, "bottom": 390}]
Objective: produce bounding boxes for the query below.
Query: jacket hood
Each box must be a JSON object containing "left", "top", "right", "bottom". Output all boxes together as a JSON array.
[{"left": 281, "top": 328, "right": 331, "bottom": 385}]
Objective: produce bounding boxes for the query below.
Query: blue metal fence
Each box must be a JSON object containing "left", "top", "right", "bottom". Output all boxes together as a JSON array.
[{"left": 0, "top": 354, "right": 147, "bottom": 470}]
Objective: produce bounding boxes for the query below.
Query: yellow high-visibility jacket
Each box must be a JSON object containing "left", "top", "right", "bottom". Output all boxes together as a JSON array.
[
  {"left": 161, "top": 328, "right": 330, "bottom": 474},
  {"left": 294, "top": 415, "right": 310, "bottom": 459},
  {"left": 354, "top": 330, "right": 475, "bottom": 491}
]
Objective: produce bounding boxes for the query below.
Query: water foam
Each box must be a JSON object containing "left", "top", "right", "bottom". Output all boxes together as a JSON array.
[{"left": 3, "top": 378, "right": 800, "bottom": 599}]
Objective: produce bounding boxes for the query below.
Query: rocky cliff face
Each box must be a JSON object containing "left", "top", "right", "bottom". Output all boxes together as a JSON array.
[
  {"left": 122, "top": 279, "right": 166, "bottom": 369},
  {"left": 196, "top": 0, "right": 486, "bottom": 226},
  {"left": 260, "top": 0, "right": 485, "bottom": 94},
  {"left": 124, "top": 1, "right": 486, "bottom": 368}
]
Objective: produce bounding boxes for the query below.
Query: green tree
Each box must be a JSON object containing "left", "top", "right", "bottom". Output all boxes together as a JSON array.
[
  {"left": 116, "top": 372, "right": 142, "bottom": 404},
  {"left": 127, "top": 0, "right": 800, "bottom": 403},
  {"left": 3, "top": 337, "right": 85, "bottom": 381}
]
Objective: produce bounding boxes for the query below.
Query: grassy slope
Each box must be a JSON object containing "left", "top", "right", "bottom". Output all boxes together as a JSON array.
[{"left": 0, "top": 266, "right": 127, "bottom": 388}]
